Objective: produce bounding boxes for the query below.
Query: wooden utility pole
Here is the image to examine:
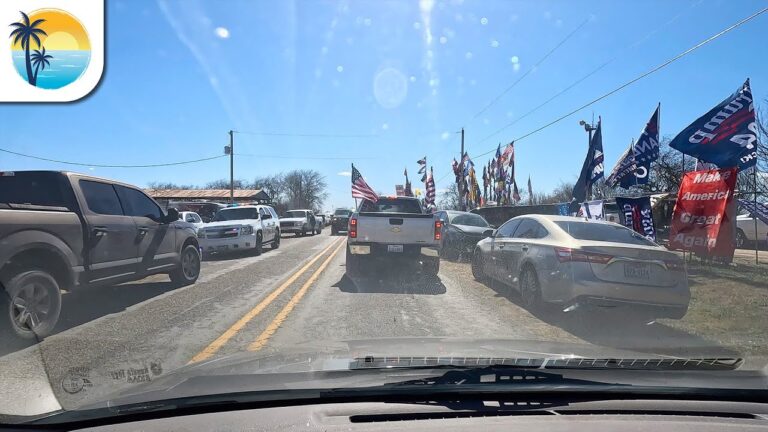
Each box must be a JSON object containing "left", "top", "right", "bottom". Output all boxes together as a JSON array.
[{"left": 228, "top": 130, "right": 234, "bottom": 204}]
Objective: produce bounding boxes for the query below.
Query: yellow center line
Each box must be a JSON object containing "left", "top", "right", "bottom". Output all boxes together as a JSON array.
[
  {"left": 188, "top": 237, "right": 343, "bottom": 364},
  {"left": 248, "top": 239, "right": 346, "bottom": 352}
]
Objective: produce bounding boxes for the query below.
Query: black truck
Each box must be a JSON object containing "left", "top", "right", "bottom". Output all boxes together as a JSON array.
[{"left": 0, "top": 171, "right": 202, "bottom": 339}]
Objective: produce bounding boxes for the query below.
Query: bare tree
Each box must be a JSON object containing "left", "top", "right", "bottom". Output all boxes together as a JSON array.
[
  {"left": 146, "top": 181, "right": 197, "bottom": 190},
  {"left": 252, "top": 174, "right": 287, "bottom": 204},
  {"left": 437, "top": 183, "right": 460, "bottom": 210},
  {"left": 283, "top": 169, "right": 328, "bottom": 212},
  {"left": 205, "top": 179, "right": 248, "bottom": 189}
]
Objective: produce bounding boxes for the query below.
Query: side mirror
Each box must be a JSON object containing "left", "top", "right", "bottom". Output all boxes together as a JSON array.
[
  {"left": 164, "top": 208, "right": 179, "bottom": 224},
  {"left": 482, "top": 229, "right": 495, "bottom": 238}
]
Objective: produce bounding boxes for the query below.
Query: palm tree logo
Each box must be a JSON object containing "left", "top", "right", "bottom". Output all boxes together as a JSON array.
[
  {"left": 9, "top": 11, "right": 50, "bottom": 87},
  {"left": 8, "top": 9, "right": 91, "bottom": 90}
]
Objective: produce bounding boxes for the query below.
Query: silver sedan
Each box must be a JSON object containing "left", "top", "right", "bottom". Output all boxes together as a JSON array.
[{"left": 471, "top": 214, "right": 690, "bottom": 320}]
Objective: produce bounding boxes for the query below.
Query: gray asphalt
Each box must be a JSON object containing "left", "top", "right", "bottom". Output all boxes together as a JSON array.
[{"left": 0, "top": 232, "right": 736, "bottom": 416}]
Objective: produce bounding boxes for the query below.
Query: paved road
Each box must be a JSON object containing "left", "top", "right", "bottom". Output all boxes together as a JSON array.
[{"left": 0, "top": 231, "right": 736, "bottom": 416}]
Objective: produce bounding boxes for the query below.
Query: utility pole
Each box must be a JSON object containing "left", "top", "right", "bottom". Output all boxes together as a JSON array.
[
  {"left": 459, "top": 128, "right": 465, "bottom": 211},
  {"left": 228, "top": 130, "right": 234, "bottom": 204}
]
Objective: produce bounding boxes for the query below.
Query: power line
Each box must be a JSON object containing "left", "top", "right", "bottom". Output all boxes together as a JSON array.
[
  {"left": 0, "top": 147, "right": 226, "bottom": 168},
  {"left": 234, "top": 130, "right": 379, "bottom": 138},
  {"left": 236, "top": 153, "right": 378, "bottom": 160},
  {"left": 469, "top": 17, "right": 591, "bottom": 122},
  {"left": 477, "top": 0, "right": 702, "bottom": 144},
  {"left": 467, "top": 5, "right": 767, "bottom": 161}
]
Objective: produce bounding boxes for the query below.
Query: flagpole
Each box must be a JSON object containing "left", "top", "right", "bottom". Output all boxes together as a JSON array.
[{"left": 754, "top": 165, "right": 759, "bottom": 265}]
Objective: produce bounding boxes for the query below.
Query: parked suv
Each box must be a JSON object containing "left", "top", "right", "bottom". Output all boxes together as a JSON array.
[
  {"left": 0, "top": 171, "right": 201, "bottom": 339},
  {"left": 199, "top": 205, "right": 280, "bottom": 255},
  {"left": 280, "top": 209, "right": 320, "bottom": 236}
]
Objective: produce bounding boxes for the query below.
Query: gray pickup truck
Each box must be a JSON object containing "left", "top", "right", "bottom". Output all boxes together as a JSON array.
[
  {"left": 0, "top": 171, "right": 201, "bottom": 339},
  {"left": 346, "top": 196, "right": 441, "bottom": 276}
]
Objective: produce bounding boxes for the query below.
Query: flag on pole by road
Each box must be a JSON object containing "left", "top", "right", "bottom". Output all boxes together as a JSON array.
[
  {"left": 606, "top": 142, "right": 637, "bottom": 189},
  {"left": 417, "top": 156, "right": 426, "bottom": 165},
  {"left": 572, "top": 117, "right": 604, "bottom": 204},
  {"left": 351, "top": 164, "right": 379, "bottom": 203},
  {"left": 418, "top": 164, "right": 426, "bottom": 175},
  {"left": 512, "top": 181, "right": 521, "bottom": 202},
  {"left": 669, "top": 79, "right": 757, "bottom": 170},
  {"left": 632, "top": 104, "right": 660, "bottom": 185},
  {"left": 527, "top": 175, "right": 533, "bottom": 205},
  {"left": 501, "top": 142, "right": 515, "bottom": 167},
  {"left": 425, "top": 167, "right": 436, "bottom": 205}
]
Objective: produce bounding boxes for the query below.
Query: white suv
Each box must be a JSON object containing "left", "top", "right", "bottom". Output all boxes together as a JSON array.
[{"left": 199, "top": 205, "right": 280, "bottom": 255}]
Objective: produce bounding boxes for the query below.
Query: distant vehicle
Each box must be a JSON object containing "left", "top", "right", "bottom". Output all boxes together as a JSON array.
[
  {"left": 171, "top": 202, "right": 226, "bottom": 223},
  {"left": 0, "top": 171, "right": 201, "bottom": 339},
  {"left": 280, "top": 209, "right": 319, "bottom": 236},
  {"left": 471, "top": 215, "right": 689, "bottom": 320},
  {"left": 199, "top": 205, "right": 280, "bottom": 255},
  {"left": 346, "top": 197, "right": 440, "bottom": 276},
  {"left": 736, "top": 213, "right": 768, "bottom": 248},
  {"left": 178, "top": 211, "right": 205, "bottom": 229},
  {"left": 331, "top": 208, "right": 353, "bottom": 235},
  {"left": 317, "top": 215, "right": 327, "bottom": 231},
  {"left": 434, "top": 210, "right": 491, "bottom": 261}
]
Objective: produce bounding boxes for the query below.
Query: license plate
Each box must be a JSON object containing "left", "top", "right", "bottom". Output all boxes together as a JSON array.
[
  {"left": 623, "top": 262, "right": 650, "bottom": 280},
  {"left": 387, "top": 244, "right": 404, "bottom": 253}
]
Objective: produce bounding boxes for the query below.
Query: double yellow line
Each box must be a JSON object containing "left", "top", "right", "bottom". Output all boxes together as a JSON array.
[{"left": 189, "top": 237, "right": 345, "bottom": 364}]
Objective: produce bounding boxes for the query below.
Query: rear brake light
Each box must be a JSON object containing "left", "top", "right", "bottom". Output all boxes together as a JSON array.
[
  {"left": 554, "top": 247, "right": 612, "bottom": 264},
  {"left": 349, "top": 217, "right": 357, "bottom": 238},
  {"left": 434, "top": 220, "right": 443, "bottom": 241}
]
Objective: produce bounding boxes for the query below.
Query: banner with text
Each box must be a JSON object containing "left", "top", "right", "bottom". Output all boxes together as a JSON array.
[
  {"left": 616, "top": 196, "right": 656, "bottom": 242},
  {"left": 669, "top": 168, "right": 737, "bottom": 254}
]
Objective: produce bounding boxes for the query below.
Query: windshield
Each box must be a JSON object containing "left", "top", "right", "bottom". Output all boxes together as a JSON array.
[
  {"left": 555, "top": 221, "right": 657, "bottom": 246},
  {"left": 360, "top": 198, "right": 422, "bottom": 213},
  {"left": 213, "top": 208, "right": 259, "bottom": 221},
  {"left": 1, "top": 0, "right": 767, "bottom": 425},
  {"left": 450, "top": 213, "right": 489, "bottom": 227},
  {"left": 284, "top": 210, "right": 307, "bottom": 218}
]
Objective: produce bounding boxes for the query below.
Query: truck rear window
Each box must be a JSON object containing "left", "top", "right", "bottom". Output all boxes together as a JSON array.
[
  {"left": 0, "top": 172, "right": 68, "bottom": 208},
  {"left": 359, "top": 198, "right": 422, "bottom": 214}
]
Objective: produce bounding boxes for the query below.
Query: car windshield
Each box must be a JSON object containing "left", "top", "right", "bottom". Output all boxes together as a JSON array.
[
  {"left": 213, "top": 208, "right": 259, "bottom": 221},
  {"left": 1, "top": 0, "right": 768, "bottom": 426},
  {"left": 450, "top": 213, "right": 489, "bottom": 227},
  {"left": 555, "top": 221, "right": 657, "bottom": 246}
]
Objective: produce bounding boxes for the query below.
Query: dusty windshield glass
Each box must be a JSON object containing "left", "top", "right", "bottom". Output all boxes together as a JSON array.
[{"left": 0, "top": 0, "right": 767, "bottom": 425}]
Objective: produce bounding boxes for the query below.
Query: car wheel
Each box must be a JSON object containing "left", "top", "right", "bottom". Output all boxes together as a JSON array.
[
  {"left": 519, "top": 265, "right": 542, "bottom": 311},
  {"left": 1, "top": 270, "right": 62, "bottom": 340},
  {"left": 736, "top": 229, "right": 747, "bottom": 249},
  {"left": 170, "top": 244, "right": 201, "bottom": 286},
  {"left": 272, "top": 231, "right": 281, "bottom": 249},
  {"left": 253, "top": 232, "right": 263, "bottom": 255},
  {"left": 471, "top": 250, "right": 486, "bottom": 282},
  {"left": 422, "top": 257, "right": 440, "bottom": 276}
]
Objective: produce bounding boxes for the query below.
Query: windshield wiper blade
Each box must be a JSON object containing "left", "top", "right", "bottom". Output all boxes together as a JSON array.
[
  {"left": 544, "top": 357, "right": 743, "bottom": 371},
  {"left": 350, "top": 356, "right": 545, "bottom": 370}
]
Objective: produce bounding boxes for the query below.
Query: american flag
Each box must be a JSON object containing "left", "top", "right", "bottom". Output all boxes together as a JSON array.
[
  {"left": 351, "top": 164, "right": 379, "bottom": 202},
  {"left": 501, "top": 142, "right": 514, "bottom": 166},
  {"left": 425, "top": 167, "right": 436, "bottom": 205}
]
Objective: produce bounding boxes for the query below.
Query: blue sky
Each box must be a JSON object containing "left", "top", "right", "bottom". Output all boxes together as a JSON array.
[{"left": 1, "top": 0, "right": 767, "bottom": 210}]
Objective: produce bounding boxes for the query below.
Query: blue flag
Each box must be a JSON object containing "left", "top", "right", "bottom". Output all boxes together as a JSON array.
[
  {"left": 572, "top": 118, "right": 604, "bottom": 203},
  {"left": 616, "top": 196, "right": 656, "bottom": 242},
  {"left": 632, "top": 104, "right": 660, "bottom": 184},
  {"left": 669, "top": 79, "right": 757, "bottom": 170},
  {"left": 605, "top": 143, "right": 637, "bottom": 189}
]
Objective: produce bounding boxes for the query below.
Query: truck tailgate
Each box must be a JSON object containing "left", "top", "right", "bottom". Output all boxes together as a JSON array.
[{"left": 355, "top": 213, "right": 436, "bottom": 244}]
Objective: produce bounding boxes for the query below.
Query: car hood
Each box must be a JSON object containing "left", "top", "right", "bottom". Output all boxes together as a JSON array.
[
  {"left": 280, "top": 217, "right": 307, "bottom": 223},
  {"left": 204, "top": 220, "right": 257, "bottom": 228},
  {"left": 452, "top": 224, "right": 491, "bottom": 235},
  {"left": 65, "top": 337, "right": 745, "bottom": 412}
]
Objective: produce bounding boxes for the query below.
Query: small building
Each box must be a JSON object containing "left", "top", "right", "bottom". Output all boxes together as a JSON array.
[{"left": 146, "top": 189, "right": 270, "bottom": 204}]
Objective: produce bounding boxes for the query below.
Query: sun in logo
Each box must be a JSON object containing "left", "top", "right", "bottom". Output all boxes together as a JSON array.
[{"left": 8, "top": 9, "right": 91, "bottom": 89}]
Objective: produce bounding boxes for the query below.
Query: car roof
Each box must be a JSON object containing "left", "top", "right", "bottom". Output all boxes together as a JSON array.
[
  {"left": 513, "top": 214, "right": 617, "bottom": 225},
  {"left": 288, "top": 209, "right": 311, "bottom": 212},
  {"left": 221, "top": 205, "right": 261, "bottom": 209}
]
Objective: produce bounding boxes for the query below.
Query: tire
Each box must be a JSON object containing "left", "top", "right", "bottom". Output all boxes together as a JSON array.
[
  {"left": 253, "top": 232, "right": 263, "bottom": 256},
  {"left": 272, "top": 231, "right": 281, "bottom": 249},
  {"left": 519, "top": 265, "right": 542, "bottom": 311},
  {"left": 471, "top": 249, "right": 486, "bottom": 282},
  {"left": 422, "top": 257, "right": 440, "bottom": 276},
  {"left": 736, "top": 229, "right": 747, "bottom": 249},
  {"left": 1, "top": 270, "right": 62, "bottom": 340},
  {"left": 345, "top": 246, "right": 358, "bottom": 276},
  {"left": 169, "top": 244, "right": 201, "bottom": 286}
]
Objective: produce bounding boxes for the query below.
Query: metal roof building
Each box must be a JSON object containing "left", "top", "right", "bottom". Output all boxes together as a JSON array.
[{"left": 145, "top": 189, "right": 270, "bottom": 202}]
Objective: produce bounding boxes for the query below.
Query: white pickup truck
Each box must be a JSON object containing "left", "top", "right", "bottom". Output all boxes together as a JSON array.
[{"left": 346, "top": 196, "right": 441, "bottom": 276}]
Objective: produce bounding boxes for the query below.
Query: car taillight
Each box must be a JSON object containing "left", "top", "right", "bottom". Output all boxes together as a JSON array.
[
  {"left": 554, "top": 247, "right": 612, "bottom": 264},
  {"left": 434, "top": 220, "right": 443, "bottom": 241},
  {"left": 349, "top": 217, "right": 357, "bottom": 238}
]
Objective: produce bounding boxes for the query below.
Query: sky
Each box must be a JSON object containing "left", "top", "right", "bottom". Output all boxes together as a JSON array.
[{"left": 1, "top": 0, "right": 767, "bottom": 211}]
